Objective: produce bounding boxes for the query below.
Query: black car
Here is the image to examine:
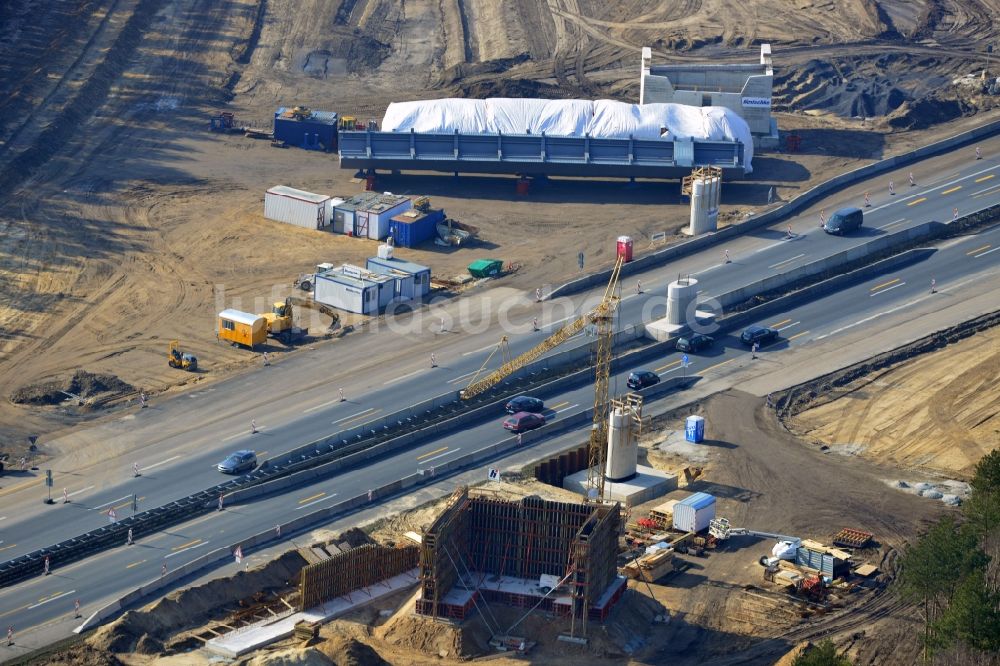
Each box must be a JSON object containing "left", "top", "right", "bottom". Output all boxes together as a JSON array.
[
  {"left": 823, "top": 206, "right": 864, "bottom": 235},
  {"left": 740, "top": 325, "right": 779, "bottom": 346},
  {"left": 217, "top": 450, "right": 257, "bottom": 474},
  {"left": 627, "top": 370, "right": 660, "bottom": 390},
  {"left": 505, "top": 396, "right": 544, "bottom": 414},
  {"left": 675, "top": 334, "right": 714, "bottom": 353}
]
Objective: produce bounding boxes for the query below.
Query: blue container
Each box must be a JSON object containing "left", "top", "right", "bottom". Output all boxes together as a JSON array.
[
  {"left": 388, "top": 209, "right": 444, "bottom": 248},
  {"left": 273, "top": 108, "right": 338, "bottom": 151},
  {"left": 685, "top": 415, "right": 705, "bottom": 443}
]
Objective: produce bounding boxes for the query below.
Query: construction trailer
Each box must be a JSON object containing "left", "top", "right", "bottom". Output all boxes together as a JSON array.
[
  {"left": 313, "top": 271, "right": 379, "bottom": 315},
  {"left": 672, "top": 492, "right": 716, "bottom": 533},
  {"left": 264, "top": 186, "right": 333, "bottom": 229},
  {"left": 388, "top": 208, "right": 445, "bottom": 248},
  {"left": 365, "top": 255, "right": 431, "bottom": 299},
  {"left": 335, "top": 264, "right": 399, "bottom": 308},
  {"left": 417, "top": 488, "right": 624, "bottom": 637},
  {"left": 218, "top": 309, "right": 268, "bottom": 348},
  {"left": 273, "top": 107, "right": 338, "bottom": 150},
  {"left": 331, "top": 192, "right": 412, "bottom": 240}
]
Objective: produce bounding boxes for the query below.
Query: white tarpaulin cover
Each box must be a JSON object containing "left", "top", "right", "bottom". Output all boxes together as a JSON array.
[{"left": 381, "top": 98, "right": 754, "bottom": 172}]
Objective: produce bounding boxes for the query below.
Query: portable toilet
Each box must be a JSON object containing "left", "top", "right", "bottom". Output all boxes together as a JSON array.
[{"left": 685, "top": 415, "right": 705, "bottom": 443}]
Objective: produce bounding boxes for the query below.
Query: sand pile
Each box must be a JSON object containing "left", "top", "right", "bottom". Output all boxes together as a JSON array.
[
  {"left": 11, "top": 369, "right": 135, "bottom": 405},
  {"left": 320, "top": 636, "right": 390, "bottom": 666}
]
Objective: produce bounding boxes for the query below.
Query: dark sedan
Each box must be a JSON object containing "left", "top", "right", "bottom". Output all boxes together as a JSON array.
[
  {"left": 740, "top": 325, "right": 779, "bottom": 346},
  {"left": 675, "top": 334, "right": 714, "bottom": 353},
  {"left": 505, "top": 396, "right": 544, "bottom": 414},
  {"left": 217, "top": 450, "right": 257, "bottom": 474}
]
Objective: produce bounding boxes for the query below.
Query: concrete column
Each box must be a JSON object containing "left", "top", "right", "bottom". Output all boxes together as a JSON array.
[{"left": 666, "top": 277, "right": 698, "bottom": 326}]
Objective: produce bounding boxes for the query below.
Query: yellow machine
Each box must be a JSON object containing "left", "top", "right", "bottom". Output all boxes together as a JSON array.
[
  {"left": 339, "top": 115, "right": 357, "bottom": 131},
  {"left": 262, "top": 296, "right": 340, "bottom": 345},
  {"left": 167, "top": 340, "right": 198, "bottom": 371}
]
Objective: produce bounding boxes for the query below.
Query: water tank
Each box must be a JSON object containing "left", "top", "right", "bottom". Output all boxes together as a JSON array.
[
  {"left": 605, "top": 407, "right": 637, "bottom": 482},
  {"left": 666, "top": 277, "right": 698, "bottom": 326},
  {"left": 377, "top": 244, "right": 394, "bottom": 259}
]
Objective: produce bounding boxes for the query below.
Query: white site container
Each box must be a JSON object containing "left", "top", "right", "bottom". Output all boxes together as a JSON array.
[
  {"left": 264, "top": 185, "right": 331, "bottom": 229},
  {"left": 672, "top": 492, "right": 716, "bottom": 533},
  {"left": 314, "top": 271, "right": 379, "bottom": 315}
]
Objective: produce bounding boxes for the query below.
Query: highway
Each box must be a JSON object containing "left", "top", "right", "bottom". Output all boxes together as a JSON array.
[
  {"left": 0, "top": 140, "right": 997, "bottom": 652},
  {"left": 2, "top": 152, "right": 997, "bottom": 560}
]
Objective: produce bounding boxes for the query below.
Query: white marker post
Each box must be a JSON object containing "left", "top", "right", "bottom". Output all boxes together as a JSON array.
[
  {"left": 535, "top": 288, "right": 542, "bottom": 302},
  {"left": 43, "top": 555, "right": 50, "bottom": 576},
  {"left": 976, "top": 146, "right": 982, "bottom": 160},
  {"left": 74, "top": 599, "right": 81, "bottom": 619},
  {"left": 430, "top": 353, "right": 437, "bottom": 368},
  {"left": 62, "top": 488, "right": 69, "bottom": 504},
  {"left": 889, "top": 180, "right": 895, "bottom": 196},
  {"left": 339, "top": 388, "right": 345, "bottom": 402},
  {"left": 909, "top": 172, "right": 915, "bottom": 187},
  {"left": 367, "top": 489, "right": 373, "bottom": 502},
  {"left": 6, "top": 626, "right": 12, "bottom": 647},
  {"left": 133, "top": 462, "right": 141, "bottom": 478},
  {"left": 819, "top": 209, "right": 826, "bottom": 228},
  {"left": 953, "top": 207, "right": 959, "bottom": 221},
  {"left": 127, "top": 528, "right": 134, "bottom": 546},
  {"left": 218, "top": 494, "right": 224, "bottom": 512},
  {"left": 108, "top": 508, "right": 117, "bottom": 523},
  {"left": 864, "top": 191, "right": 871, "bottom": 207},
  {"left": 724, "top": 249, "right": 731, "bottom": 264},
  {"left": 161, "top": 563, "right": 167, "bottom": 578},
  {"left": 234, "top": 546, "right": 243, "bottom": 565},
  {"left": 250, "top": 419, "right": 257, "bottom": 434}
]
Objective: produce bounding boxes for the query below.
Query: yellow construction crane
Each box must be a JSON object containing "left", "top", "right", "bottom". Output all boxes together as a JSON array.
[{"left": 460, "top": 256, "right": 625, "bottom": 498}]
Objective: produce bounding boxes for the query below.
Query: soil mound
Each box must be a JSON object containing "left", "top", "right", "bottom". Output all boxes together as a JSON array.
[
  {"left": 39, "top": 643, "right": 125, "bottom": 666},
  {"left": 887, "top": 95, "right": 966, "bottom": 130},
  {"left": 10, "top": 369, "right": 134, "bottom": 405},
  {"left": 246, "top": 647, "right": 334, "bottom": 666},
  {"left": 321, "top": 636, "right": 390, "bottom": 666}
]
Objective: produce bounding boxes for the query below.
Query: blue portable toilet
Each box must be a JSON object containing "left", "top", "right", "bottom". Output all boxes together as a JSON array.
[{"left": 685, "top": 415, "right": 705, "bottom": 443}]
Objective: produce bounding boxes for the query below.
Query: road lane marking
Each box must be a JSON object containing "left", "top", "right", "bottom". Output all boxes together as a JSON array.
[
  {"left": 941, "top": 186, "right": 962, "bottom": 195},
  {"left": 337, "top": 410, "right": 381, "bottom": 427},
  {"left": 108, "top": 496, "right": 144, "bottom": 513},
  {"left": 769, "top": 318, "right": 792, "bottom": 328},
  {"left": 553, "top": 403, "right": 579, "bottom": 414},
  {"left": 463, "top": 342, "right": 501, "bottom": 356},
  {"left": 126, "top": 559, "right": 147, "bottom": 569},
  {"left": 972, "top": 246, "right": 1000, "bottom": 258},
  {"left": 548, "top": 401, "right": 569, "bottom": 410},
  {"left": 906, "top": 197, "right": 927, "bottom": 206},
  {"left": 297, "top": 492, "right": 326, "bottom": 504},
  {"left": 973, "top": 184, "right": 1000, "bottom": 198},
  {"left": 787, "top": 330, "right": 811, "bottom": 341},
  {"left": 171, "top": 539, "right": 202, "bottom": 551},
  {"left": 878, "top": 218, "right": 906, "bottom": 230},
  {"left": 870, "top": 278, "right": 900, "bottom": 292},
  {"left": 863, "top": 164, "right": 996, "bottom": 216},
  {"left": 383, "top": 368, "right": 425, "bottom": 385},
  {"left": 418, "top": 448, "right": 462, "bottom": 465},
  {"left": 303, "top": 397, "right": 347, "bottom": 414},
  {"left": 655, "top": 359, "right": 681, "bottom": 372},
  {"left": 870, "top": 281, "right": 906, "bottom": 296},
  {"left": 143, "top": 455, "right": 181, "bottom": 471},
  {"left": 448, "top": 370, "right": 479, "bottom": 384},
  {"left": 222, "top": 426, "right": 263, "bottom": 442},
  {"left": 27, "top": 590, "right": 76, "bottom": 610},
  {"left": 967, "top": 244, "right": 992, "bottom": 256},
  {"left": 0, "top": 516, "right": 6, "bottom": 521},
  {"left": 91, "top": 494, "right": 134, "bottom": 511},
  {"left": 416, "top": 447, "right": 448, "bottom": 461},
  {"left": 775, "top": 321, "right": 801, "bottom": 331},
  {"left": 0, "top": 543, "right": 17, "bottom": 552},
  {"left": 332, "top": 408, "right": 374, "bottom": 425},
  {"left": 974, "top": 174, "right": 995, "bottom": 183},
  {"left": 295, "top": 493, "right": 338, "bottom": 510},
  {"left": 165, "top": 540, "right": 209, "bottom": 559},
  {"left": 704, "top": 358, "right": 736, "bottom": 373},
  {"left": 65, "top": 485, "right": 95, "bottom": 499},
  {"left": 768, "top": 253, "right": 805, "bottom": 269}
]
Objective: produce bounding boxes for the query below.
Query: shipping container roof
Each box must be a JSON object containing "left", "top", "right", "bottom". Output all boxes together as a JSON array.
[
  {"left": 335, "top": 191, "right": 410, "bottom": 212},
  {"left": 335, "top": 264, "right": 395, "bottom": 284},
  {"left": 316, "top": 271, "right": 374, "bottom": 289},
  {"left": 677, "top": 492, "right": 715, "bottom": 509},
  {"left": 218, "top": 309, "right": 263, "bottom": 326},
  {"left": 266, "top": 185, "right": 331, "bottom": 204},
  {"left": 367, "top": 256, "right": 430, "bottom": 275}
]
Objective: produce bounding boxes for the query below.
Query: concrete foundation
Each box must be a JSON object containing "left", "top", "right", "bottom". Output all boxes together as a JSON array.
[
  {"left": 563, "top": 465, "right": 677, "bottom": 507},
  {"left": 644, "top": 310, "right": 717, "bottom": 342}
]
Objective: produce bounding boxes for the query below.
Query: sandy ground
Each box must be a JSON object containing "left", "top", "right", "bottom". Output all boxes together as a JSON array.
[
  {"left": 1, "top": 0, "right": 1000, "bottom": 463},
  {"left": 788, "top": 326, "right": 999, "bottom": 478}
]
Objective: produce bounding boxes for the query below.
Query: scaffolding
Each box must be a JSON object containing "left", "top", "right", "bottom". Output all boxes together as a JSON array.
[
  {"left": 299, "top": 543, "right": 418, "bottom": 610},
  {"left": 417, "top": 488, "right": 622, "bottom": 636}
]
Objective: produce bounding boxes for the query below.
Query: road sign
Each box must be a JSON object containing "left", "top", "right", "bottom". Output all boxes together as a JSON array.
[
  {"left": 132, "top": 493, "right": 138, "bottom": 514},
  {"left": 45, "top": 470, "right": 53, "bottom": 487},
  {"left": 488, "top": 468, "right": 500, "bottom": 482},
  {"left": 681, "top": 354, "right": 690, "bottom": 367},
  {"left": 578, "top": 252, "right": 585, "bottom": 270}
]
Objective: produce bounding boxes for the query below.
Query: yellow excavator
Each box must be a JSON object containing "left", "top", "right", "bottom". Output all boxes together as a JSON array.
[
  {"left": 262, "top": 296, "right": 340, "bottom": 344},
  {"left": 167, "top": 340, "right": 198, "bottom": 371}
]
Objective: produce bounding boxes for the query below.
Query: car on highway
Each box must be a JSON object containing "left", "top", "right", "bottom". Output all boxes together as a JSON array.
[
  {"left": 217, "top": 450, "right": 257, "bottom": 474},
  {"left": 505, "top": 396, "right": 544, "bottom": 414},
  {"left": 740, "top": 325, "right": 779, "bottom": 346},
  {"left": 823, "top": 206, "right": 864, "bottom": 235},
  {"left": 675, "top": 334, "right": 714, "bottom": 353},
  {"left": 626, "top": 370, "right": 660, "bottom": 390},
  {"left": 503, "top": 412, "right": 546, "bottom": 433}
]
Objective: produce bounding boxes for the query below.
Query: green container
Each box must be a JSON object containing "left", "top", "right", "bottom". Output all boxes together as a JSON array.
[{"left": 468, "top": 259, "right": 504, "bottom": 278}]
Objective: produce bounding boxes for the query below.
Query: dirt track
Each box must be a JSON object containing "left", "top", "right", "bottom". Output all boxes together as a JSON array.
[{"left": 0, "top": 0, "right": 998, "bottom": 456}]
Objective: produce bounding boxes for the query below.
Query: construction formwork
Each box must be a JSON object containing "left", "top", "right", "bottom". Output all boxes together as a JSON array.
[
  {"left": 299, "top": 544, "right": 419, "bottom": 610},
  {"left": 417, "top": 487, "right": 622, "bottom": 635}
]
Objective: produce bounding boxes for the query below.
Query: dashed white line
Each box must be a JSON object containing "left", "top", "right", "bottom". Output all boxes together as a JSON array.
[
  {"left": 303, "top": 397, "right": 348, "bottom": 414},
  {"left": 870, "top": 282, "right": 906, "bottom": 296},
  {"left": 769, "top": 253, "right": 805, "bottom": 269},
  {"left": 878, "top": 218, "right": 906, "bottom": 230},
  {"left": 418, "top": 448, "right": 462, "bottom": 465},
  {"left": 143, "top": 455, "right": 181, "bottom": 471},
  {"left": 164, "top": 540, "right": 210, "bottom": 559},
  {"left": 333, "top": 408, "right": 375, "bottom": 425},
  {"left": 383, "top": 368, "right": 425, "bottom": 385},
  {"left": 295, "top": 493, "right": 339, "bottom": 511},
  {"left": 973, "top": 246, "right": 1000, "bottom": 258},
  {"left": 65, "top": 485, "right": 95, "bottom": 499},
  {"left": 463, "top": 342, "right": 501, "bottom": 356},
  {"left": 222, "top": 426, "right": 264, "bottom": 442},
  {"left": 90, "top": 494, "right": 134, "bottom": 511},
  {"left": 27, "top": 590, "right": 76, "bottom": 610},
  {"left": 775, "top": 321, "right": 801, "bottom": 331},
  {"left": 554, "top": 403, "right": 579, "bottom": 414}
]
